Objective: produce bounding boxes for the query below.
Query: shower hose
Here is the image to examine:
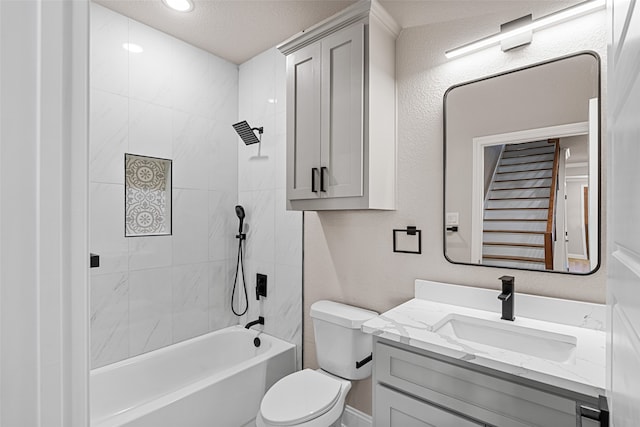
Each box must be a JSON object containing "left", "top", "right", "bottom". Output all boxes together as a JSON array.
[{"left": 231, "top": 236, "right": 248, "bottom": 316}]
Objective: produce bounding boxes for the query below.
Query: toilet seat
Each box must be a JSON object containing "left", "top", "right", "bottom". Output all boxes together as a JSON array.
[{"left": 260, "top": 369, "right": 342, "bottom": 426}]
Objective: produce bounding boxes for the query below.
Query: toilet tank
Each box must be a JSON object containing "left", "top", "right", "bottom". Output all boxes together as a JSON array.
[{"left": 310, "top": 300, "right": 378, "bottom": 380}]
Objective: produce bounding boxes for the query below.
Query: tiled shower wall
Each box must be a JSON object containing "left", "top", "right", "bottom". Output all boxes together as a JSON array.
[
  {"left": 237, "top": 48, "right": 303, "bottom": 367},
  {"left": 89, "top": 4, "right": 239, "bottom": 368}
]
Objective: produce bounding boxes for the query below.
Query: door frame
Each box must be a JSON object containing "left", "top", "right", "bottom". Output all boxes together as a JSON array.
[{"left": 471, "top": 122, "right": 590, "bottom": 264}]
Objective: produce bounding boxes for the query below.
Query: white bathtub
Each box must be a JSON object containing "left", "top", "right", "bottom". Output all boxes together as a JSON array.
[{"left": 90, "top": 326, "right": 296, "bottom": 427}]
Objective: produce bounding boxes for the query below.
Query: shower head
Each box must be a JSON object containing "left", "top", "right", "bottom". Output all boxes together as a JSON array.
[
  {"left": 232, "top": 121, "right": 263, "bottom": 145},
  {"left": 235, "top": 205, "right": 245, "bottom": 221},
  {"left": 235, "top": 205, "right": 245, "bottom": 235}
]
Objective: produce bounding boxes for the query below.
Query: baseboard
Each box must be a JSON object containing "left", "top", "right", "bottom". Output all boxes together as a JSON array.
[{"left": 341, "top": 405, "right": 372, "bottom": 427}]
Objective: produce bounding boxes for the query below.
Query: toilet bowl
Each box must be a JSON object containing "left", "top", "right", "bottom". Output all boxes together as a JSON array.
[
  {"left": 256, "top": 301, "right": 378, "bottom": 427},
  {"left": 256, "top": 369, "right": 351, "bottom": 427}
]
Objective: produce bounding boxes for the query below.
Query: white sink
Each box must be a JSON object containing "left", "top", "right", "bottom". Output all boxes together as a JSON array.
[{"left": 433, "top": 314, "right": 577, "bottom": 363}]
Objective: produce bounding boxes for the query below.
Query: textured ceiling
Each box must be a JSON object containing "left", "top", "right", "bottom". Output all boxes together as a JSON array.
[{"left": 92, "top": 0, "right": 580, "bottom": 65}]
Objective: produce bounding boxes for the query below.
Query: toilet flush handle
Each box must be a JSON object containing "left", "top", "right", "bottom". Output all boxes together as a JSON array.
[{"left": 355, "top": 353, "right": 373, "bottom": 369}]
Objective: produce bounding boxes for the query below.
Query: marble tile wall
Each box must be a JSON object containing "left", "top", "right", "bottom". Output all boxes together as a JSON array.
[
  {"left": 237, "top": 48, "right": 303, "bottom": 368},
  {"left": 89, "top": 3, "right": 239, "bottom": 368}
]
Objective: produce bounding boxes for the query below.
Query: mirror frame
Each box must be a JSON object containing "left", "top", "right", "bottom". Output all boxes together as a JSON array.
[{"left": 443, "top": 51, "right": 601, "bottom": 275}]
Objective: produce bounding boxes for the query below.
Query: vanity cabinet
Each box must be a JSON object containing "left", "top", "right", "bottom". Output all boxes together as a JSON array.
[
  {"left": 375, "top": 385, "right": 483, "bottom": 427},
  {"left": 277, "top": 1, "right": 399, "bottom": 210},
  {"left": 373, "top": 339, "right": 608, "bottom": 427}
]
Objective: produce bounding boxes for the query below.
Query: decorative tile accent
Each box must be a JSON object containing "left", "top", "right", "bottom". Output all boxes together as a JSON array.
[{"left": 125, "top": 153, "right": 172, "bottom": 236}]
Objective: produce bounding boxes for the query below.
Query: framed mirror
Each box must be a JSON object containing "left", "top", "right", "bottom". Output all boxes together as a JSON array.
[
  {"left": 125, "top": 153, "right": 172, "bottom": 237},
  {"left": 443, "top": 52, "right": 600, "bottom": 274}
]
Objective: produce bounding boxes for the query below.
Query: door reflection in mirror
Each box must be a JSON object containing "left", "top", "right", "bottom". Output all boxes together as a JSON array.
[{"left": 444, "top": 52, "right": 600, "bottom": 274}]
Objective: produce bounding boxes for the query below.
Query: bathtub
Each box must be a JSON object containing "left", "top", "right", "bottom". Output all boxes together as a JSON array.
[{"left": 90, "top": 326, "right": 296, "bottom": 427}]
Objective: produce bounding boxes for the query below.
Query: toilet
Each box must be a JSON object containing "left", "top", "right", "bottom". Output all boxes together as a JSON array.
[{"left": 256, "top": 300, "right": 378, "bottom": 427}]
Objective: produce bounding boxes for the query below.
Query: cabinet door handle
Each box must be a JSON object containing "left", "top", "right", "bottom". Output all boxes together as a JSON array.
[
  {"left": 312, "top": 168, "right": 319, "bottom": 193},
  {"left": 320, "top": 167, "right": 328, "bottom": 192}
]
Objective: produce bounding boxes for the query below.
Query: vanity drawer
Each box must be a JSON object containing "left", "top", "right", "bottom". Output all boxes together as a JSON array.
[
  {"left": 375, "top": 341, "right": 576, "bottom": 427},
  {"left": 375, "top": 384, "right": 483, "bottom": 427}
]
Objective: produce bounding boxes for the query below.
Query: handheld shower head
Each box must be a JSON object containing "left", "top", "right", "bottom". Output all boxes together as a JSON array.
[{"left": 235, "top": 205, "right": 245, "bottom": 235}]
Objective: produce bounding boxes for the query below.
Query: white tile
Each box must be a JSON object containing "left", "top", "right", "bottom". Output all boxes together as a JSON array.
[
  {"left": 90, "top": 272, "right": 129, "bottom": 368},
  {"left": 210, "top": 119, "right": 238, "bottom": 193},
  {"left": 172, "top": 111, "right": 212, "bottom": 190},
  {"left": 90, "top": 89, "right": 128, "bottom": 184},
  {"left": 172, "top": 41, "right": 215, "bottom": 117},
  {"left": 128, "top": 235, "right": 172, "bottom": 271},
  {"left": 274, "top": 111, "right": 287, "bottom": 191},
  {"left": 209, "top": 190, "right": 236, "bottom": 262},
  {"left": 173, "top": 189, "right": 209, "bottom": 265},
  {"left": 246, "top": 190, "right": 275, "bottom": 265},
  {"left": 90, "top": 3, "right": 128, "bottom": 96},
  {"left": 172, "top": 263, "right": 209, "bottom": 342},
  {"left": 209, "top": 61, "right": 238, "bottom": 193},
  {"left": 238, "top": 58, "right": 253, "bottom": 121},
  {"left": 275, "top": 48, "right": 287, "bottom": 116},
  {"left": 129, "top": 268, "right": 173, "bottom": 356},
  {"left": 237, "top": 144, "right": 253, "bottom": 193},
  {"left": 251, "top": 49, "right": 277, "bottom": 123},
  {"left": 90, "top": 183, "right": 128, "bottom": 275},
  {"left": 129, "top": 99, "right": 173, "bottom": 159},
  {"left": 211, "top": 57, "right": 239, "bottom": 121},
  {"left": 128, "top": 20, "right": 174, "bottom": 108},
  {"left": 275, "top": 189, "right": 302, "bottom": 267},
  {"left": 272, "top": 264, "right": 302, "bottom": 346},
  {"left": 209, "top": 261, "right": 237, "bottom": 331}
]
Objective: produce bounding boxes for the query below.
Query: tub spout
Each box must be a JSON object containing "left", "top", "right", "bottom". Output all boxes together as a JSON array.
[{"left": 245, "top": 316, "right": 264, "bottom": 329}]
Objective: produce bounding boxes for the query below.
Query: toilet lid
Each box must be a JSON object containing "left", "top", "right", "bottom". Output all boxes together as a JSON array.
[{"left": 261, "top": 369, "right": 342, "bottom": 426}]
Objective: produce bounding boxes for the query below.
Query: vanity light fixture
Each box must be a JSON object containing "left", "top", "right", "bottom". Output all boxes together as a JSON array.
[
  {"left": 445, "top": 0, "right": 605, "bottom": 59},
  {"left": 162, "top": 0, "right": 194, "bottom": 13}
]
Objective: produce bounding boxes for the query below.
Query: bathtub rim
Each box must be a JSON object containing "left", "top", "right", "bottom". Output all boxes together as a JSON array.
[
  {"left": 91, "top": 325, "right": 291, "bottom": 375},
  {"left": 90, "top": 325, "right": 296, "bottom": 427}
]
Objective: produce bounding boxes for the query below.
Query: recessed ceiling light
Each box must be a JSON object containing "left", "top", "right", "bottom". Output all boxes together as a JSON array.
[
  {"left": 122, "top": 43, "right": 144, "bottom": 53},
  {"left": 162, "top": 0, "right": 194, "bottom": 12}
]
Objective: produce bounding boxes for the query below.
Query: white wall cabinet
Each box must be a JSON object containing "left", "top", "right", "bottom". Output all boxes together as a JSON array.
[
  {"left": 278, "top": 0, "right": 399, "bottom": 210},
  {"left": 373, "top": 338, "right": 609, "bottom": 427}
]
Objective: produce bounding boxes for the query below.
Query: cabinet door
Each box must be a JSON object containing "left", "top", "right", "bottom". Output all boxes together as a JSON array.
[
  {"left": 286, "top": 42, "right": 321, "bottom": 201},
  {"left": 375, "top": 385, "right": 483, "bottom": 427},
  {"left": 320, "top": 23, "right": 364, "bottom": 199}
]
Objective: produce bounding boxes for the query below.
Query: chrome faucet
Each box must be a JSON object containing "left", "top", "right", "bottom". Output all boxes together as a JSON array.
[{"left": 498, "top": 276, "right": 515, "bottom": 321}]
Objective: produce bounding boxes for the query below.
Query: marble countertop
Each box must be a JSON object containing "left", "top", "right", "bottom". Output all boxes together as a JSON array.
[{"left": 362, "top": 280, "right": 606, "bottom": 398}]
